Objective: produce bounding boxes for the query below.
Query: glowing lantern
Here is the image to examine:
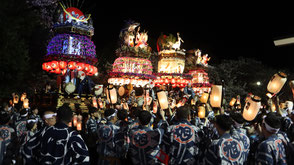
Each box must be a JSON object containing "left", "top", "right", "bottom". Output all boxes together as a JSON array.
[
  {"left": 267, "top": 72, "right": 287, "bottom": 94},
  {"left": 23, "top": 98, "right": 29, "bottom": 109},
  {"left": 42, "top": 63, "right": 47, "bottom": 71},
  {"left": 21, "top": 93, "right": 27, "bottom": 102},
  {"left": 84, "top": 64, "right": 90, "bottom": 72},
  {"left": 68, "top": 61, "right": 76, "bottom": 70},
  {"left": 13, "top": 94, "right": 19, "bottom": 104},
  {"left": 242, "top": 95, "right": 261, "bottom": 121},
  {"left": 73, "top": 115, "right": 78, "bottom": 127},
  {"left": 198, "top": 106, "right": 206, "bottom": 118},
  {"left": 55, "top": 68, "right": 61, "bottom": 74},
  {"left": 76, "top": 63, "right": 85, "bottom": 71},
  {"left": 45, "top": 62, "right": 52, "bottom": 71},
  {"left": 157, "top": 91, "right": 169, "bottom": 110},
  {"left": 229, "top": 98, "right": 236, "bottom": 107},
  {"left": 106, "top": 86, "right": 117, "bottom": 104},
  {"left": 171, "top": 78, "right": 176, "bottom": 84},
  {"left": 51, "top": 61, "right": 59, "bottom": 69},
  {"left": 92, "top": 97, "right": 98, "bottom": 108},
  {"left": 200, "top": 93, "right": 209, "bottom": 103},
  {"left": 59, "top": 61, "right": 67, "bottom": 69},
  {"left": 209, "top": 85, "right": 222, "bottom": 108},
  {"left": 77, "top": 122, "right": 82, "bottom": 131}
]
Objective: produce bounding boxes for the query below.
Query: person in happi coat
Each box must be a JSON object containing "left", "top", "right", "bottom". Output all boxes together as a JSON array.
[
  {"left": 22, "top": 104, "right": 90, "bottom": 165},
  {"left": 162, "top": 105, "right": 200, "bottom": 165},
  {"left": 230, "top": 112, "right": 250, "bottom": 163},
  {"left": 96, "top": 108, "right": 126, "bottom": 165},
  {"left": 128, "top": 110, "right": 165, "bottom": 165},
  {"left": 203, "top": 114, "right": 248, "bottom": 165},
  {"left": 0, "top": 111, "right": 18, "bottom": 165},
  {"left": 255, "top": 112, "right": 287, "bottom": 165},
  {"left": 42, "top": 110, "right": 57, "bottom": 127}
]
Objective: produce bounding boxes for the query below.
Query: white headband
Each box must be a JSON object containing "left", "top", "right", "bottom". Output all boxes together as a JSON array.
[
  {"left": 27, "top": 119, "right": 37, "bottom": 123},
  {"left": 106, "top": 109, "right": 117, "bottom": 120},
  {"left": 21, "top": 112, "right": 28, "bottom": 117},
  {"left": 232, "top": 119, "right": 243, "bottom": 128},
  {"left": 43, "top": 113, "right": 57, "bottom": 119},
  {"left": 263, "top": 120, "right": 280, "bottom": 134}
]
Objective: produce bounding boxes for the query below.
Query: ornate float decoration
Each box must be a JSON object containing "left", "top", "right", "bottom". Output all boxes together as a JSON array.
[
  {"left": 108, "top": 21, "right": 155, "bottom": 87},
  {"left": 185, "top": 49, "right": 212, "bottom": 95},
  {"left": 42, "top": 3, "right": 98, "bottom": 76},
  {"left": 154, "top": 33, "right": 192, "bottom": 88}
]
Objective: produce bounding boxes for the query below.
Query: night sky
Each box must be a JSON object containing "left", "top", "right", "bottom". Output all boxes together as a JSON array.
[{"left": 83, "top": 2, "right": 294, "bottom": 71}]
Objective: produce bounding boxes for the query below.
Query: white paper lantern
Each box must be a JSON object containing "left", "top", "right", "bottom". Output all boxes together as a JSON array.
[
  {"left": 200, "top": 93, "right": 209, "bottom": 103},
  {"left": 209, "top": 85, "right": 222, "bottom": 108},
  {"left": 242, "top": 95, "right": 261, "bottom": 121},
  {"left": 267, "top": 72, "right": 287, "bottom": 94},
  {"left": 157, "top": 91, "right": 169, "bottom": 110},
  {"left": 106, "top": 86, "right": 117, "bottom": 104}
]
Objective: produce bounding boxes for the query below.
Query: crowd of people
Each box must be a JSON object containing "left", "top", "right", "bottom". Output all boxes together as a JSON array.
[{"left": 1, "top": 87, "right": 294, "bottom": 165}]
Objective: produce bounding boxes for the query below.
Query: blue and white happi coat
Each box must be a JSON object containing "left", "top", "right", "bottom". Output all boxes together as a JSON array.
[
  {"left": 204, "top": 130, "right": 248, "bottom": 165},
  {"left": 255, "top": 134, "right": 287, "bottom": 165},
  {"left": 23, "top": 122, "right": 89, "bottom": 165},
  {"left": 129, "top": 125, "right": 164, "bottom": 165},
  {"left": 162, "top": 119, "right": 200, "bottom": 165},
  {"left": 0, "top": 125, "right": 16, "bottom": 164}
]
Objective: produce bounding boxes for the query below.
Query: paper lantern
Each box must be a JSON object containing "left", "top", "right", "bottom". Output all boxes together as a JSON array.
[
  {"left": 229, "top": 98, "right": 236, "bottom": 106},
  {"left": 23, "top": 98, "right": 29, "bottom": 109},
  {"left": 209, "top": 85, "right": 222, "bottom": 108},
  {"left": 13, "top": 94, "right": 19, "bottom": 104},
  {"left": 73, "top": 115, "right": 78, "bottom": 127},
  {"left": 200, "top": 93, "right": 209, "bottom": 103},
  {"left": 51, "top": 61, "right": 59, "bottom": 69},
  {"left": 68, "top": 61, "right": 76, "bottom": 70},
  {"left": 21, "top": 93, "right": 27, "bottom": 102},
  {"left": 157, "top": 91, "right": 169, "bottom": 110},
  {"left": 92, "top": 97, "right": 98, "bottom": 108},
  {"left": 198, "top": 106, "right": 206, "bottom": 118},
  {"left": 267, "top": 72, "right": 287, "bottom": 94},
  {"left": 59, "top": 61, "right": 67, "bottom": 69},
  {"left": 106, "top": 86, "right": 117, "bottom": 104},
  {"left": 76, "top": 63, "right": 85, "bottom": 71},
  {"left": 77, "top": 122, "right": 82, "bottom": 131},
  {"left": 242, "top": 95, "right": 261, "bottom": 121}
]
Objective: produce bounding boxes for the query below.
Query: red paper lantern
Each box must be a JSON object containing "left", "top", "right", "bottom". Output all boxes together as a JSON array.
[
  {"left": 45, "top": 62, "right": 52, "bottom": 71},
  {"left": 51, "top": 61, "right": 59, "bottom": 69},
  {"left": 171, "top": 78, "right": 176, "bottom": 84},
  {"left": 76, "top": 63, "right": 85, "bottom": 71},
  {"left": 68, "top": 61, "right": 76, "bottom": 70},
  {"left": 59, "top": 61, "right": 67, "bottom": 69},
  {"left": 55, "top": 68, "right": 61, "bottom": 74}
]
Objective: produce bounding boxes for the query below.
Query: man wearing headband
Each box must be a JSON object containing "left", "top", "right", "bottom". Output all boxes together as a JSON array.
[
  {"left": 255, "top": 112, "right": 287, "bottom": 164},
  {"left": 96, "top": 108, "right": 126, "bottom": 165},
  {"left": 42, "top": 110, "right": 57, "bottom": 127},
  {"left": 23, "top": 104, "right": 89, "bottom": 164}
]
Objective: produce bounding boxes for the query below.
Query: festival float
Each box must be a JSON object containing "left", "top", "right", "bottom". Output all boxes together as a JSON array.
[
  {"left": 108, "top": 21, "right": 155, "bottom": 92},
  {"left": 154, "top": 33, "right": 192, "bottom": 89},
  {"left": 41, "top": 3, "right": 98, "bottom": 111},
  {"left": 185, "top": 49, "right": 212, "bottom": 96}
]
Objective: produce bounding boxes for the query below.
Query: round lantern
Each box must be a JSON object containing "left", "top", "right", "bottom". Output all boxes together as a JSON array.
[
  {"left": 59, "top": 61, "right": 67, "bottom": 69},
  {"left": 76, "top": 63, "right": 85, "bottom": 71},
  {"left": 51, "top": 61, "right": 59, "bottom": 69},
  {"left": 157, "top": 91, "right": 169, "bottom": 110},
  {"left": 242, "top": 95, "right": 261, "bottom": 121},
  {"left": 267, "top": 72, "right": 287, "bottom": 94},
  {"left": 68, "top": 62, "right": 77, "bottom": 70},
  {"left": 200, "top": 93, "right": 209, "bottom": 103},
  {"left": 198, "top": 106, "right": 206, "bottom": 118},
  {"left": 209, "top": 85, "right": 222, "bottom": 108}
]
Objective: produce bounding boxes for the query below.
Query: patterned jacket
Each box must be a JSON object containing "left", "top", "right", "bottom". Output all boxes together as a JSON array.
[
  {"left": 162, "top": 119, "right": 200, "bottom": 165},
  {"left": 0, "top": 125, "right": 16, "bottom": 164},
  {"left": 23, "top": 122, "right": 89, "bottom": 165}
]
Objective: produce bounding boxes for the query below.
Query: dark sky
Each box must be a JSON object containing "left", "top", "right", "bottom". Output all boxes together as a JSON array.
[{"left": 83, "top": 2, "right": 294, "bottom": 71}]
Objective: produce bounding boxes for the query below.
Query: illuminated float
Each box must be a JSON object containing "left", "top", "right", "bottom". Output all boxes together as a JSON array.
[
  {"left": 108, "top": 21, "right": 155, "bottom": 88},
  {"left": 185, "top": 49, "right": 212, "bottom": 95},
  {"left": 154, "top": 33, "right": 192, "bottom": 88},
  {"left": 41, "top": 3, "right": 98, "bottom": 111}
]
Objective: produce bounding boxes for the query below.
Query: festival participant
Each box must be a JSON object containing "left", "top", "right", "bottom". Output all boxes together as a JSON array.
[
  {"left": 23, "top": 104, "right": 90, "bottom": 164},
  {"left": 230, "top": 112, "right": 250, "bottom": 163},
  {"left": 161, "top": 105, "right": 200, "bottom": 164},
  {"left": 42, "top": 110, "right": 57, "bottom": 127},
  {"left": 255, "top": 112, "right": 287, "bottom": 165},
  {"left": 29, "top": 106, "right": 43, "bottom": 129},
  {"left": 128, "top": 110, "right": 164, "bottom": 165},
  {"left": 0, "top": 111, "right": 18, "bottom": 165},
  {"left": 203, "top": 114, "right": 248, "bottom": 165},
  {"left": 14, "top": 109, "right": 28, "bottom": 141},
  {"left": 183, "top": 83, "right": 195, "bottom": 102},
  {"left": 96, "top": 108, "right": 126, "bottom": 165}
]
